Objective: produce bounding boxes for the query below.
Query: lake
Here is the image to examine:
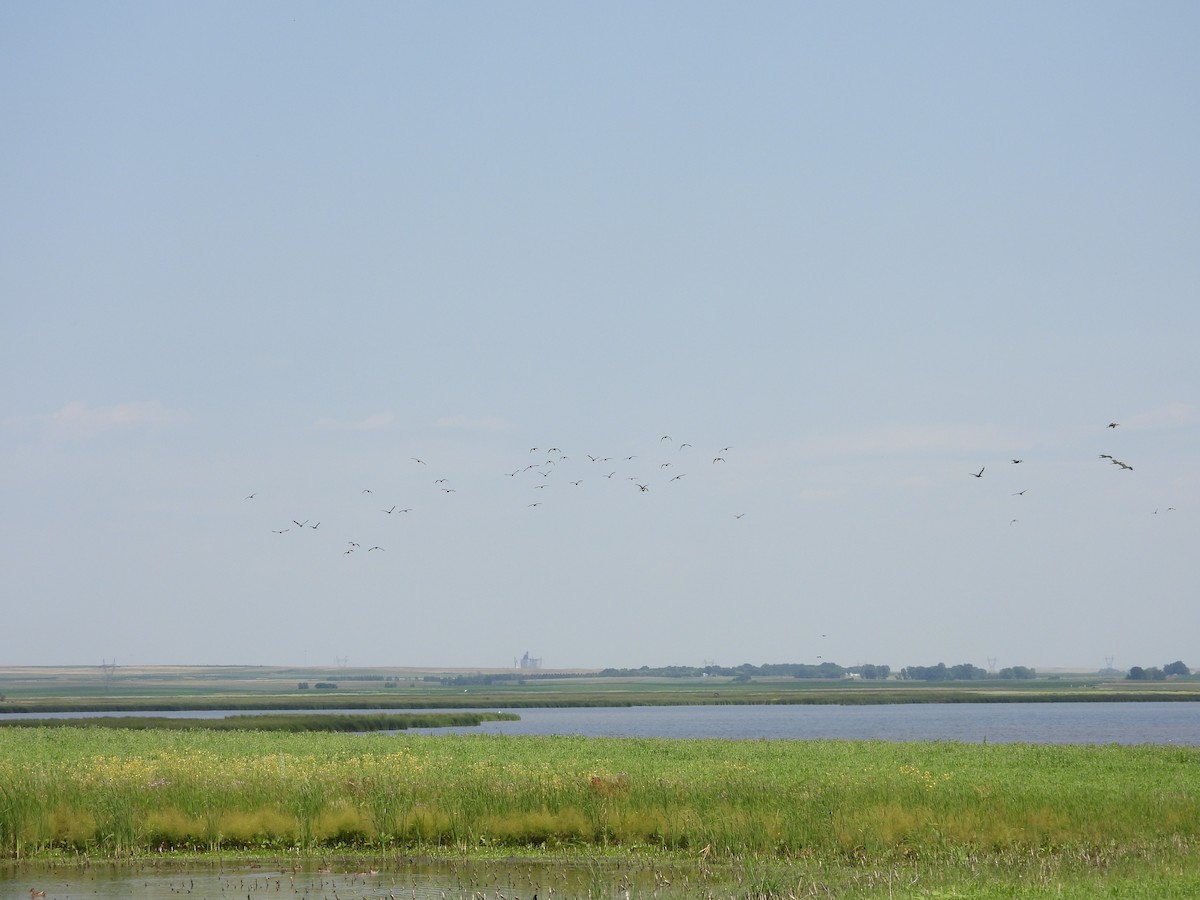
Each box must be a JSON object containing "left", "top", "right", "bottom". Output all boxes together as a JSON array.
[{"left": 5, "top": 701, "right": 1200, "bottom": 743}]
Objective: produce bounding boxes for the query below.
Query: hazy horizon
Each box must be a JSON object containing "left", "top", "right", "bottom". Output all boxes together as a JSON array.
[{"left": 3, "top": 3, "right": 1196, "bottom": 671}]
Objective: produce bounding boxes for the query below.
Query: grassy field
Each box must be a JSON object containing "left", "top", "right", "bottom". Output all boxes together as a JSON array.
[{"left": 1, "top": 727, "right": 1199, "bottom": 896}]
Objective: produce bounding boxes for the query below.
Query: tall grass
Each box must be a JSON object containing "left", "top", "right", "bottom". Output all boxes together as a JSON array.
[{"left": 1, "top": 728, "right": 1198, "bottom": 868}]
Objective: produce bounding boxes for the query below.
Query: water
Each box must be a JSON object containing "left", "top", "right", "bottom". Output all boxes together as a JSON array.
[
  {"left": 6, "top": 701, "right": 1200, "bottom": 743},
  {"left": 2, "top": 858, "right": 683, "bottom": 899},
  {"left": 411, "top": 700, "right": 1200, "bottom": 744}
]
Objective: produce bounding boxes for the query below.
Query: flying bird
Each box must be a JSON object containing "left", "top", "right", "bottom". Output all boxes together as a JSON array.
[
  {"left": 368, "top": 546, "right": 385, "bottom": 551},
  {"left": 734, "top": 513, "right": 745, "bottom": 519},
  {"left": 1107, "top": 422, "right": 1120, "bottom": 429},
  {"left": 244, "top": 493, "right": 257, "bottom": 500},
  {"left": 272, "top": 528, "right": 289, "bottom": 534},
  {"left": 1012, "top": 490, "right": 1027, "bottom": 496},
  {"left": 636, "top": 483, "right": 649, "bottom": 492},
  {"left": 292, "top": 519, "right": 308, "bottom": 527},
  {"left": 411, "top": 458, "right": 427, "bottom": 465},
  {"left": 670, "top": 474, "right": 686, "bottom": 481},
  {"left": 713, "top": 457, "right": 725, "bottom": 464},
  {"left": 1011, "top": 459, "right": 1023, "bottom": 464},
  {"left": 383, "top": 506, "right": 396, "bottom": 514},
  {"left": 970, "top": 468, "right": 985, "bottom": 478}
]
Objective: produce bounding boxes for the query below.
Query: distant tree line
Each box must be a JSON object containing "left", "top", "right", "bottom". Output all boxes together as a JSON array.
[
  {"left": 1127, "top": 661, "right": 1190, "bottom": 681},
  {"left": 595, "top": 663, "right": 891, "bottom": 680},
  {"left": 898, "top": 663, "right": 1037, "bottom": 681}
]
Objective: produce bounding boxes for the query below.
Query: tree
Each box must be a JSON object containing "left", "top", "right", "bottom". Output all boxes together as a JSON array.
[{"left": 1163, "top": 660, "right": 1190, "bottom": 677}]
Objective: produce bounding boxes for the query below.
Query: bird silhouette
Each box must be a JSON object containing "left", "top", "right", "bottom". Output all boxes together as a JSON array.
[
  {"left": 970, "top": 468, "right": 985, "bottom": 478},
  {"left": 1107, "top": 422, "right": 1120, "bottom": 429}
]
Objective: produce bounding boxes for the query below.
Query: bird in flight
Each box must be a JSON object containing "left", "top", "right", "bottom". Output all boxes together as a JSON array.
[
  {"left": 382, "top": 506, "right": 396, "bottom": 514},
  {"left": 734, "top": 513, "right": 745, "bottom": 519},
  {"left": 244, "top": 493, "right": 257, "bottom": 500},
  {"left": 970, "top": 468, "right": 985, "bottom": 478},
  {"left": 292, "top": 519, "right": 308, "bottom": 527},
  {"left": 272, "top": 528, "right": 289, "bottom": 534},
  {"left": 635, "top": 483, "right": 649, "bottom": 492},
  {"left": 1107, "top": 422, "right": 1120, "bottom": 429},
  {"left": 713, "top": 457, "right": 726, "bottom": 464},
  {"left": 528, "top": 502, "right": 542, "bottom": 507},
  {"left": 1011, "top": 459, "right": 1023, "bottom": 464},
  {"left": 309, "top": 522, "right": 320, "bottom": 529},
  {"left": 661, "top": 435, "right": 671, "bottom": 442},
  {"left": 368, "top": 546, "right": 385, "bottom": 551},
  {"left": 1012, "top": 490, "right": 1027, "bottom": 496},
  {"left": 670, "top": 474, "right": 686, "bottom": 481},
  {"left": 412, "top": 458, "right": 427, "bottom": 465},
  {"left": 1099, "top": 454, "right": 1113, "bottom": 459}
]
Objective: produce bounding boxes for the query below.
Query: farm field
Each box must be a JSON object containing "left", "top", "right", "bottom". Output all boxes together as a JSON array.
[{"left": 2, "top": 664, "right": 1197, "bottom": 713}]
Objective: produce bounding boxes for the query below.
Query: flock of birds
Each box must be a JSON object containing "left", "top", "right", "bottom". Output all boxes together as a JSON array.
[
  {"left": 966, "top": 421, "right": 1178, "bottom": 525},
  {"left": 245, "top": 434, "right": 743, "bottom": 557},
  {"left": 244, "top": 420, "right": 1181, "bottom": 554}
]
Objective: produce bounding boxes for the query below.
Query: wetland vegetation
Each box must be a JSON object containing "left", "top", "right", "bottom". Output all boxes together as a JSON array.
[{"left": 3, "top": 666, "right": 1200, "bottom": 896}]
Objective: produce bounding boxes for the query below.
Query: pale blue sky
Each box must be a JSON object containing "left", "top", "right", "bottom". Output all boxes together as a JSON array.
[{"left": 3, "top": 2, "right": 1197, "bottom": 671}]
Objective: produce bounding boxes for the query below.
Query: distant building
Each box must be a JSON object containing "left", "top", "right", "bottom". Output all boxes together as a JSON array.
[{"left": 516, "top": 651, "right": 542, "bottom": 670}]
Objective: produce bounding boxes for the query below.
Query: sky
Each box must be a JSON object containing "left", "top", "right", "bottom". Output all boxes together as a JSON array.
[{"left": 2, "top": 2, "right": 1197, "bottom": 672}]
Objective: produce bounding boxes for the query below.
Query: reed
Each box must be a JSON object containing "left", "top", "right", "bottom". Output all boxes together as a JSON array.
[{"left": 1, "top": 728, "right": 1198, "bottom": 871}]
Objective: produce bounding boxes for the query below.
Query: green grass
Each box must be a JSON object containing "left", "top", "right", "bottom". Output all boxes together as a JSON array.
[
  {"left": 0, "top": 711, "right": 518, "bottom": 732},
  {"left": 2, "top": 729, "right": 1199, "bottom": 895}
]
